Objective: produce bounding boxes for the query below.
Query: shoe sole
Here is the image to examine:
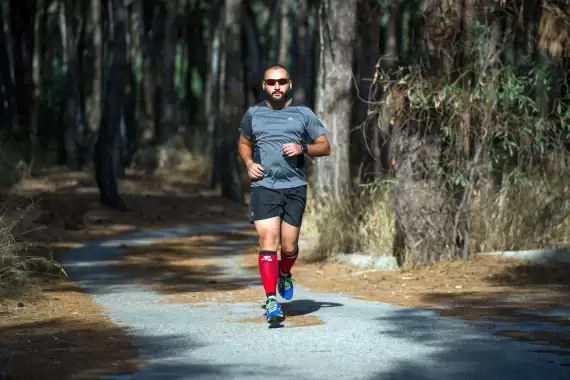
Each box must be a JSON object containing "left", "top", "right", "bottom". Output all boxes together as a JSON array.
[{"left": 267, "top": 314, "right": 285, "bottom": 324}]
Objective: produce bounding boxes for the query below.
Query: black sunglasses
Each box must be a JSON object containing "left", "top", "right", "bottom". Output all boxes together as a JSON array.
[{"left": 264, "top": 78, "right": 289, "bottom": 86}]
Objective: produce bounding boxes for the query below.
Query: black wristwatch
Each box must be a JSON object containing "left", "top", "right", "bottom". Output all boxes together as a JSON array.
[{"left": 301, "top": 143, "right": 308, "bottom": 154}]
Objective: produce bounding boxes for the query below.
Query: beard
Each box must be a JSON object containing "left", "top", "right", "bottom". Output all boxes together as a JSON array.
[{"left": 267, "top": 90, "right": 289, "bottom": 103}]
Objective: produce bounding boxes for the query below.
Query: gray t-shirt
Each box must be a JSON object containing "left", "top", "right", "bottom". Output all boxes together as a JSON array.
[{"left": 239, "top": 100, "right": 327, "bottom": 189}]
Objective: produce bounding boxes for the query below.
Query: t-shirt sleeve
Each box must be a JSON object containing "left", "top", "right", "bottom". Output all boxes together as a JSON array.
[
  {"left": 239, "top": 108, "right": 253, "bottom": 140},
  {"left": 302, "top": 107, "right": 327, "bottom": 141}
]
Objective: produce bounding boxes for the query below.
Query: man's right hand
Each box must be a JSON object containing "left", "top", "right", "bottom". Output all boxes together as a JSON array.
[{"left": 247, "top": 161, "right": 264, "bottom": 180}]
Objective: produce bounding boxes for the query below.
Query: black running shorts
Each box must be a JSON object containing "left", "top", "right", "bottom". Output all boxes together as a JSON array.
[{"left": 248, "top": 185, "right": 307, "bottom": 228}]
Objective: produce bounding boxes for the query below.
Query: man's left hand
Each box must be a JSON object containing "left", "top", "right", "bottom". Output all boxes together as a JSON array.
[{"left": 282, "top": 143, "right": 303, "bottom": 157}]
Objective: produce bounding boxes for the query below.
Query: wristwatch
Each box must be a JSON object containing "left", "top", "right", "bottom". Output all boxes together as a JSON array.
[{"left": 301, "top": 143, "right": 308, "bottom": 154}]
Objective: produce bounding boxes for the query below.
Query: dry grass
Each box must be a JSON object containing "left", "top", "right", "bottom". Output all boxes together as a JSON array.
[
  {"left": 471, "top": 175, "right": 570, "bottom": 253},
  {"left": 0, "top": 132, "right": 67, "bottom": 296},
  {"left": 301, "top": 174, "right": 570, "bottom": 262},
  {"left": 538, "top": 2, "right": 570, "bottom": 58},
  {"left": 300, "top": 181, "right": 395, "bottom": 262},
  {"left": 0, "top": 199, "right": 66, "bottom": 295}
]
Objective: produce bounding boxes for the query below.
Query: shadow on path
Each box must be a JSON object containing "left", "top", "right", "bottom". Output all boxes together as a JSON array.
[
  {"left": 0, "top": 317, "right": 236, "bottom": 380},
  {"left": 60, "top": 223, "right": 259, "bottom": 296},
  {"left": 367, "top": 308, "right": 570, "bottom": 380},
  {"left": 282, "top": 299, "right": 343, "bottom": 316}
]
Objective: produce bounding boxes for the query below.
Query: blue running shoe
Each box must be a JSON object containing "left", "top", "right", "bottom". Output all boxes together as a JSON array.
[
  {"left": 265, "top": 296, "right": 284, "bottom": 324},
  {"left": 278, "top": 273, "right": 294, "bottom": 300},
  {"left": 277, "top": 260, "right": 295, "bottom": 300}
]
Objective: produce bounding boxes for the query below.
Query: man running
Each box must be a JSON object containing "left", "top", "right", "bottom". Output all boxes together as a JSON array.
[{"left": 238, "top": 64, "right": 331, "bottom": 324}]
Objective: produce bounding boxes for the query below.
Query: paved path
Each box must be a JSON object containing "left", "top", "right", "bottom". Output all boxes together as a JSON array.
[{"left": 62, "top": 222, "right": 570, "bottom": 380}]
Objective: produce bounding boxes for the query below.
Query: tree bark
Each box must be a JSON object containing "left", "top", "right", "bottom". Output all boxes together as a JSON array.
[
  {"left": 391, "top": 0, "right": 465, "bottom": 267},
  {"left": 185, "top": 1, "right": 207, "bottom": 124},
  {"left": 242, "top": 0, "right": 264, "bottom": 103},
  {"left": 291, "top": 0, "right": 309, "bottom": 104},
  {"left": 312, "top": 0, "right": 357, "bottom": 202},
  {"left": 59, "top": 0, "right": 81, "bottom": 170},
  {"left": 205, "top": 1, "right": 223, "bottom": 188},
  {"left": 10, "top": 0, "right": 35, "bottom": 141},
  {"left": 218, "top": 0, "right": 245, "bottom": 202},
  {"left": 124, "top": 0, "right": 141, "bottom": 166},
  {"left": 94, "top": 0, "right": 128, "bottom": 211},
  {"left": 0, "top": 3, "right": 15, "bottom": 130},
  {"left": 277, "top": 0, "right": 290, "bottom": 66},
  {"left": 355, "top": 0, "right": 382, "bottom": 180},
  {"left": 156, "top": 0, "right": 178, "bottom": 146},
  {"left": 30, "top": 0, "right": 47, "bottom": 164},
  {"left": 84, "top": 0, "right": 103, "bottom": 167},
  {"left": 140, "top": 0, "right": 160, "bottom": 143}
]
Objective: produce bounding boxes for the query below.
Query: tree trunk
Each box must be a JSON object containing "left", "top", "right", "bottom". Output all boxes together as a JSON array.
[
  {"left": 140, "top": 1, "right": 160, "bottom": 143},
  {"left": 30, "top": 0, "right": 47, "bottom": 164},
  {"left": 391, "top": 0, "right": 464, "bottom": 267},
  {"left": 312, "top": 0, "right": 357, "bottom": 202},
  {"left": 156, "top": 0, "right": 177, "bottom": 146},
  {"left": 94, "top": 0, "right": 128, "bottom": 211},
  {"left": 185, "top": 1, "right": 206, "bottom": 125},
  {"left": 218, "top": 0, "right": 245, "bottom": 202},
  {"left": 456, "top": 0, "right": 476, "bottom": 260},
  {"left": 277, "top": 0, "right": 290, "bottom": 66},
  {"left": 291, "top": 0, "right": 309, "bottom": 104},
  {"left": 376, "top": 2, "right": 405, "bottom": 180},
  {"left": 0, "top": 3, "right": 15, "bottom": 130},
  {"left": 59, "top": 0, "right": 81, "bottom": 170},
  {"left": 10, "top": 0, "right": 35, "bottom": 141},
  {"left": 84, "top": 0, "right": 103, "bottom": 167},
  {"left": 243, "top": 0, "right": 264, "bottom": 103},
  {"left": 124, "top": 0, "right": 140, "bottom": 166},
  {"left": 305, "top": 4, "right": 319, "bottom": 110},
  {"left": 267, "top": 0, "right": 280, "bottom": 64},
  {"left": 205, "top": 1, "right": 223, "bottom": 188},
  {"left": 355, "top": 0, "right": 382, "bottom": 181}
]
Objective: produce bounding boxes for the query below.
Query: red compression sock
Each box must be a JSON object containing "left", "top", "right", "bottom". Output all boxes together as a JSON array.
[
  {"left": 258, "top": 250, "right": 279, "bottom": 297},
  {"left": 280, "top": 246, "right": 298, "bottom": 274}
]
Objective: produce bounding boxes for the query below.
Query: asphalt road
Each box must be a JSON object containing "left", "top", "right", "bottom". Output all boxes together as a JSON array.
[{"left": 62, "top": 222, "right": 570, "bottom": 380}]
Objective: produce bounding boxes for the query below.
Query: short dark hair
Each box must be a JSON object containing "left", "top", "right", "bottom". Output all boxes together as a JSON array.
[{"left": 264, "top": 64, "right": 289, "bottom": 79}]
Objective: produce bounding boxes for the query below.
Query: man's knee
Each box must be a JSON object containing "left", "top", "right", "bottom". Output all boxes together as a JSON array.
[
  {"left": 280, "top": 241, "right": 298, "bottom": 256},
  {"left": 255, "top": 218, "right": 281, "bottom": 251},
  {"left": 259, "top": 235, "right": 280, "bottom": 251}
]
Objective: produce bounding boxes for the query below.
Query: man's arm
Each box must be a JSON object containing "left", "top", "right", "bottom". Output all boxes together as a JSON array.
[
  {"left": 304, "top": 107, "right": 331, "bottom": 157},
  {"left": 282, "top": 128, "right": 331, "bottom": 157},
  {"left": 238, "top": 135, "right": 255, "bottom": 167},
  {"left": 305, "top": 135, "right": 331, "bottom": 157},
  {"left": 238, "top": 108, "right": 254, "bottom": 167},
  {"left": 238, "top": 108, "right": 264, "bottom": 180},
  {"left": 240, "top": 135, "right": 264, "bottom": 179}
]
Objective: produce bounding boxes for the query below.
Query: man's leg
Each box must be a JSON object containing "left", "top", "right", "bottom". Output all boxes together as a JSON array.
[
  {"left": 249, "top": 187, "right": 285, "bottom": 323},
  {"left": 277, "top": 186, "right": 307, "bottom": 300},
  {"left": 254, "top": 217, "right": 281, "bottom": 298}
]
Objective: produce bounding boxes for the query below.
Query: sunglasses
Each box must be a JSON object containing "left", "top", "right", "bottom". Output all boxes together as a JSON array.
[{"left": 264, "top": 78, "right": 290, "bottom": 86}]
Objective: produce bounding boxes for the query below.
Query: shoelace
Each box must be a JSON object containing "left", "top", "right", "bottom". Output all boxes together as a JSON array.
[
  {"left": 283, "top": 278, "right": 294, "bottom": 289},
  {"left": 266, "top": 300, "right": 279, "bottom": 313}
]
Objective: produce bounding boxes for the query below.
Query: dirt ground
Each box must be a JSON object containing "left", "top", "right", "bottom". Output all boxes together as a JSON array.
[
  {"left": 0, "top": 164, "right": 250, "bottom": 379},
  {"left": 3, "top": 163, "right": 570, "bottom": 377},
  {"left": 0, "top": 283, "right": 143, "bottom": 380}
]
